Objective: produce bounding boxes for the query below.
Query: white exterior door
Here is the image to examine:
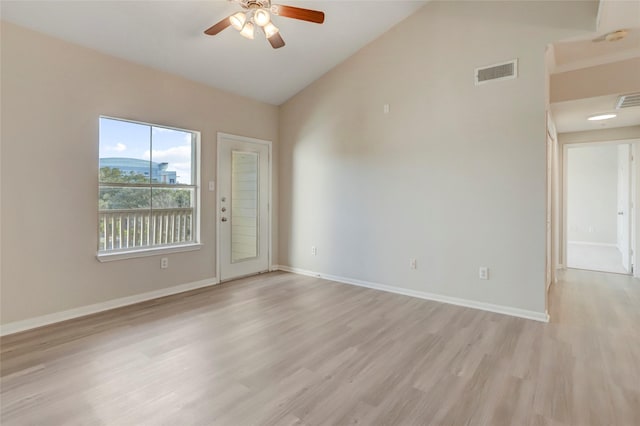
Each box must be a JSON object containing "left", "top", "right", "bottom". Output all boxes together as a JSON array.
[
  {"left": 218, "top": 134, "right": 270, "bottom": 281},
  {"left": 617, "top": 144, "right": 631, "bottom": 272}
]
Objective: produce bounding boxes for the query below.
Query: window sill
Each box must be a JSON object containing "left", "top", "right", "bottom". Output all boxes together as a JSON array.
[{"left": 96, "top": 243, "right": 203, "bottom": 263}]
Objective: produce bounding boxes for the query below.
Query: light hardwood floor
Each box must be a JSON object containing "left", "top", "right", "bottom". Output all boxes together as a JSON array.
[{"left": 1, "top": 270, "right": 639, "bottom": 425}]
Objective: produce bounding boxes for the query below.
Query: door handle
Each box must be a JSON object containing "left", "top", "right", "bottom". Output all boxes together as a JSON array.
[
  {"left": 618, "top": 211, "right": 624, "bottom": 215},
  {"left": 221, "top": 217, "right": 228, "bottom": 222}
]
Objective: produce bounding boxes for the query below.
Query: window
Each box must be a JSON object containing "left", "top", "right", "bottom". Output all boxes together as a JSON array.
[{"left": 98, "top": 117, "right": 200, "bottom": 258}]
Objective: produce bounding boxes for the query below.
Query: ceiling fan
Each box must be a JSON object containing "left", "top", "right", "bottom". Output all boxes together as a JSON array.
[{"left": 204, "top": 0, "right": 325, "bottom": 49}]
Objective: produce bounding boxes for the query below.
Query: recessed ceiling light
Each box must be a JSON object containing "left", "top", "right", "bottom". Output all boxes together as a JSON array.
[{"left": 588, "top": 113, "right": 617, "bottom": 121}]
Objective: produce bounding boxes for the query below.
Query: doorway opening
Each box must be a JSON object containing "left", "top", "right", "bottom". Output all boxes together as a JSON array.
[{"left": 564, "top": 142, "right": 635, "bottom": 275}]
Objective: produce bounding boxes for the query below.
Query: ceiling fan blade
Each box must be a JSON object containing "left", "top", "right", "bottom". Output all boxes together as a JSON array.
[
  {"left": 268, "top": 32, "right": 286, "bottom": 49},
  {"left": 204, "top": 16, "right": 232, "bottom": 36},
  {"left": 271, "top": 5, "right": 325, "bottom": 24}
]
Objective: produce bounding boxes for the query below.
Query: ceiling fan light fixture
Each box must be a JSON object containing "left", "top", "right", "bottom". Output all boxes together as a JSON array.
[
  {"left": 240, "top": 21, "right": 255, "bottom": 39},
  {"left": 203, "top": 2, "right": 325, "bottom": 50},
  {"left": 254, "top": 9, "right": 271, "bottom": 27},
  {"left": 264, "top": 22, "right": 279, "bottom": 39},
  {"left": 230, "top": 12, "right": 247, "bottom": 31}
]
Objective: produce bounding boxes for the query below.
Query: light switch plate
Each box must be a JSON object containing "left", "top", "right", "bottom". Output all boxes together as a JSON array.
[{"left": 479, "top": 267, "right": 489, "bottom": 280}]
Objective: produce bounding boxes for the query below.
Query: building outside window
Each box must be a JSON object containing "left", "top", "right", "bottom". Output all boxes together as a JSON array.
[
  {"left": 99, "top": 158, "right": 177, "bottom": 184},
  {"left": 98, "top": 117, "right": 200, "bottom": 256}
]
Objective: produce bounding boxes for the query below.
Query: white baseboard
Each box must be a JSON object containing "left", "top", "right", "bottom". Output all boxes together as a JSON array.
[
  {"left": 567, "top": 241, "right": 617, "bottom": 248},
  {"left": 274, "top": 265, "right": 549, "bottom": 323},
  {"left": 0, "top": 277, "right": 218, "bottom": 337},
  {"left": 1, "top": 265, "right": 551, "bottom": 336}
]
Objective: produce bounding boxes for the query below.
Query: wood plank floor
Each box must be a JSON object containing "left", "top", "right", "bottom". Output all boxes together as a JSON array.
[{"left": 1, "top": 269, "right": 639, "bottom": 425}]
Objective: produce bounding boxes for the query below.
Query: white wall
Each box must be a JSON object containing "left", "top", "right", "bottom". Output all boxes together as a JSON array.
[
  {"left": 566, "top": 145, "right": 618, "bottom": 244},
  {"left": 0, "top": 22, "right": 279, "bottom": 325},
  {"left": 278, "top": 1, "right": 595, "bottom": 315}
]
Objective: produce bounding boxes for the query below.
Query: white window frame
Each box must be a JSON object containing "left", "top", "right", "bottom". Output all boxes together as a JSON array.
[{"left": 96, "top": 116, "right": 201, "bottom": 262}]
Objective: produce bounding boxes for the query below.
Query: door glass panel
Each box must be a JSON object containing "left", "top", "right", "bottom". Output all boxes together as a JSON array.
[{"left": 231, "top": 151, "right": 259, "bottom": 262}]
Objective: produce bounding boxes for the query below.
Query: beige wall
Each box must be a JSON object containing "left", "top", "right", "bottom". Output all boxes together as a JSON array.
[
  {"left": 551, "top": 58, "right": 640, "bottom": 104},
  {"left": 278, "top": 1, "right": 593, "bottom": 314},
  {"left": 0, "top": 22, "right": 279, "bottom": 324}
]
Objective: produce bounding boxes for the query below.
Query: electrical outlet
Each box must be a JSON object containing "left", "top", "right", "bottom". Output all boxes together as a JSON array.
[
  {"left": 409, "top": 258, "right": 417, "bottom": 269},
  {"left": 479, "top": 266, "right": 489, "bottom": 280},
  {"left": 161, "top": 257, "right": 169, "bottom": 269},
  {"left": 311, "top": 246, "right": 317, "bottom": 256}
]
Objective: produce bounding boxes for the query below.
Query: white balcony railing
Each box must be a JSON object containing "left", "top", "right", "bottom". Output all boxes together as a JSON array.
[{"left": 99, "top": 208, "right": 193, "bottom": 252}]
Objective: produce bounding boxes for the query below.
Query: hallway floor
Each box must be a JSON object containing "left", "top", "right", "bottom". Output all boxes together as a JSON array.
[{"left": 567, "top": 242, "right": 628, "bottom": 274}]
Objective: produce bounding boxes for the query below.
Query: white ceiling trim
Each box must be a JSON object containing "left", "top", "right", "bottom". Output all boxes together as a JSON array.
[{"left": 552, "top": 48, "right": 640, "bottom": 74}]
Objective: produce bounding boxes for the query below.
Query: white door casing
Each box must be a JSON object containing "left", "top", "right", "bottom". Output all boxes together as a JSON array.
[
  {"left": 546, "top": 133, "right": 553, "bottom": 291},
  {"left": 217, "top": 133, "right": 271, "bottom": 282}
]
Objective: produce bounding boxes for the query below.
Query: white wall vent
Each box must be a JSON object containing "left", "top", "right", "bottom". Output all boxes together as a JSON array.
[
  {"left": 475, "top": 59, "right": 518, "bottom": 86},
  {"left": 616, "top": 93, "right": 640, "bottom": 109}
]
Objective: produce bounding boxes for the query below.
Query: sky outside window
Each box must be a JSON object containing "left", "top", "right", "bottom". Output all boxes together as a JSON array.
[{"left": 99, "top": 117, "right": 193, "bottom": 184}]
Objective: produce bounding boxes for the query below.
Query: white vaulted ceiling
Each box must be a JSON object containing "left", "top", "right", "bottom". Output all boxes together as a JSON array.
[{"left": 0, "top": 0, "right": 426, "bottom": 105}]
